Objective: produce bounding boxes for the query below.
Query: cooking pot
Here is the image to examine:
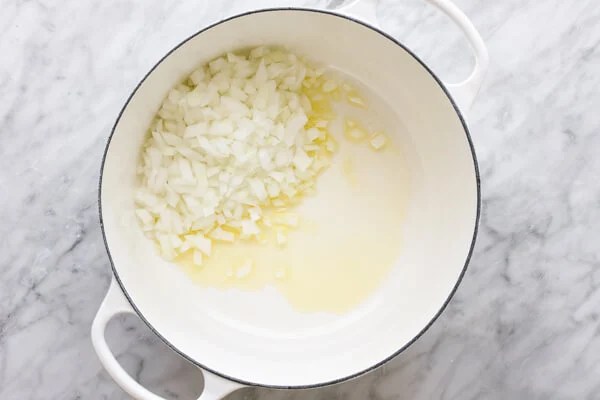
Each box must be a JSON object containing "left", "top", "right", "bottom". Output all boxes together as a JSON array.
[{"left": 92, "top": 0, "right": 488, "bottom": 398}]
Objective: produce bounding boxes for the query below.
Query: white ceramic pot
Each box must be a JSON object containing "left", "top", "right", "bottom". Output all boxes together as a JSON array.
[{"left": 93, "top": 0, "right": 488, "bottom": 398}]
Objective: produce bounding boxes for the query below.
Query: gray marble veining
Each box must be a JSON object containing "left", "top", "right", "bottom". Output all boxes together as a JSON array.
[{"left": 1, "top": 0, "right": 599, "bottom": 399}]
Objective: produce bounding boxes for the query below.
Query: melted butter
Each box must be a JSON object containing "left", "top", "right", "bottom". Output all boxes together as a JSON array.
[
  {"left": 341, "top": 156, "right": 358, "bottom": 188},
  {"left": 177, "top": 132, "right": 409, "bottom": 314}
]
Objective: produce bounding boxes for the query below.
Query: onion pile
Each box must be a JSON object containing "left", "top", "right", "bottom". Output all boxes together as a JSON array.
[{"left": 135, "top": 47, "right": 345, "bottom": 264}]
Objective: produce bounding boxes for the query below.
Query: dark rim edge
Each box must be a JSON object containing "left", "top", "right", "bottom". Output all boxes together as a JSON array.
[{"left": 97, "top": 7, "right": 481, "bottom": 390}]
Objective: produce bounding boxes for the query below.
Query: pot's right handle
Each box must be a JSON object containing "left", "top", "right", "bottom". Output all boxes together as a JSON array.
[
  {"left": 91, "top": 279, "right": 243, "bottom": 399},
  {"left": 338, "top": 0, "right": 489, "bottom": 111}
]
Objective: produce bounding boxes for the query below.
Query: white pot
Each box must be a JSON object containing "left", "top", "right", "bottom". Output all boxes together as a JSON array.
[{"left": 93, "top": 1, "right": 488, "bottom": 398}]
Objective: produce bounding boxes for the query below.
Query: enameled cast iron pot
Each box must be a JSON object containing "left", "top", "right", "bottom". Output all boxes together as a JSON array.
[{"left": 92, "top": 0, "right": 489, "bottom": 398}]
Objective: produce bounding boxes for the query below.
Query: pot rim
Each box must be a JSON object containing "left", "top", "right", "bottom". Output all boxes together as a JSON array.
[{"left": 98, "top": 7, "right": 481, "bottom": 389}]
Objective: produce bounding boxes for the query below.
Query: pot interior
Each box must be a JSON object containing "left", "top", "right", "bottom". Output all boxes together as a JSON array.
[{"left": 100, "top": 9, "right": 478, "bottom": 387}]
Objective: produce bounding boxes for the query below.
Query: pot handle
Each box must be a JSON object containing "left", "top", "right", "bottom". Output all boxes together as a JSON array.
[
  {"left": 337, "top": 0, "right": 489, "bottom": 111},
  {"left": 91, "top": 279, "right": 243, "bottom": 400}
]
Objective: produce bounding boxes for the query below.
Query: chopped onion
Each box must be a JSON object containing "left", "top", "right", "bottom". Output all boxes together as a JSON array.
[
  {"left": 369, "top": 132, "right": 388, "bottom": 150},
  {"left": 236, "top": 260, "right": 253, "bottom": 279},
  {"left": 135, "top": 46, "right": 382, "bottom": 265}
]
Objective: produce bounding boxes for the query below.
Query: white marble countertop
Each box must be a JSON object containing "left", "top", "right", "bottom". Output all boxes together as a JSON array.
[{"left": 2, "top": 0, "right": 599, "bottom": 399}]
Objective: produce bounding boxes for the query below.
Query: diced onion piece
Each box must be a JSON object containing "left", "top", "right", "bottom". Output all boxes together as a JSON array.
[
  {"left": 179, "top": 241, "right": 191, "bottom": 253},
  {"left": 185, "top": 233, "right": 212, "bottom": 256},
  {"left": 347, "top": 92, "right": 367, "bottom": 108},
  {"left": 325, "top": 137, "right": 338, "bottom": 153},
  {"left": 248, "top": 207, "right": 261, "bottom": 221},
  {"left": 345, "top": 127, "right": 367, "bottom": 142},
  {"left": 236, "top": 259, "right": 253, "bottom": 279},
  {"left": 189, "top": 68, "right": 206, "bottom": 85},
  {"left": 322, "top": 79, "right": 337, "bottom": 93},
  {"left": 157, "top": 235, "right": 175, "bottom": 260},
  {"left": 293, "top": 149, "right": 313, "bottom": 171},
  {"left": 369, "top": 132, "right": 388, "bottom": 150},
  {"left": 241, "top": 219, "right": 260, "bottom": 236},
  {"left": 170, "top": 235, "right": 183, "bottom": 248},
  {"left": 135, "top": 209, "right": 154, "bottom": 225},
  {"left": 306, "top": 128, "right": 321, "bottom": 142},
  {"left": 210, "top": 227, "right": 235, "bottom": 242},
  {"left": 248, "top": 178, "right": 268, "bottom": 201},
  {"left": 184, "top": 122, "right": 208, "bottom": 138}
]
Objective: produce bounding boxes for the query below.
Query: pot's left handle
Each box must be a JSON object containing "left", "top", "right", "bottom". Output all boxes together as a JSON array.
[{"left": 91, "top": 279, "right": 243, "bottom": 400}]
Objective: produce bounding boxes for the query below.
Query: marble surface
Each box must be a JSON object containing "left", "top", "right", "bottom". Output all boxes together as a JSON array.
[{"left": 1, "top": 0, "right": 599, "bottom": 398}]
